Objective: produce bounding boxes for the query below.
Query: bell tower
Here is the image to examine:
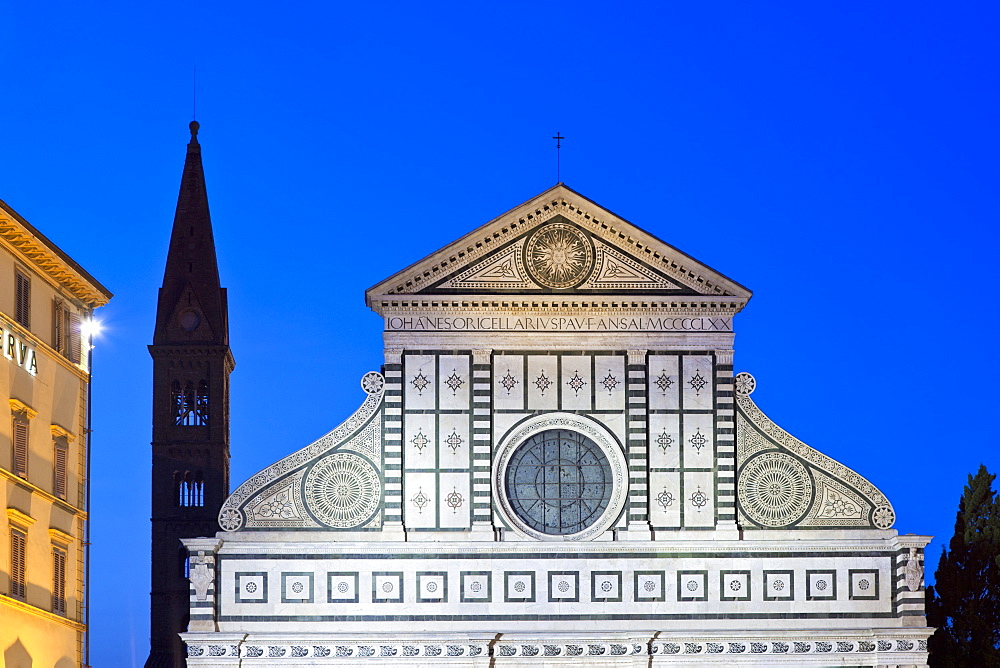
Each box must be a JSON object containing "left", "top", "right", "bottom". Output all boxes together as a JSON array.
[{"left": 146, "top": 122, "right": 235, "bottom": 668}]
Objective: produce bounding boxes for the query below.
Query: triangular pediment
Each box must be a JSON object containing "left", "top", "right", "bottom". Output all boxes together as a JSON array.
[{"left": 366, "top": 184, "right": 751, "bottom": 304}]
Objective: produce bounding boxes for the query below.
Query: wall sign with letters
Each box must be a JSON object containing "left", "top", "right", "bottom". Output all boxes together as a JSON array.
[{"left": 2, "top": 324, "right": 38, "bottom": 376}]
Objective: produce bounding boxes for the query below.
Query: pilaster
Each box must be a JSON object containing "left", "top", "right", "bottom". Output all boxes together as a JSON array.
[
  {"left": 184, "top": 537, "right": 222, "bottom": 632},
  {"left": 382, "top": 348, "right": 404, "bottom": 535},
  {"left": 625, "top": 349, "right": 652, "bottom": 539},
  {"left": 714, "top": 348, "right": 738, "bottom": 537},
  {"left": 470, "top": 348, "right": 494, "bottom": 538}
]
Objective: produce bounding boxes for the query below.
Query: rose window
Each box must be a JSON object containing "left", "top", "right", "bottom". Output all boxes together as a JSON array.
[{"left": 504, "top": 429, "right": 613, "bottom": 536}]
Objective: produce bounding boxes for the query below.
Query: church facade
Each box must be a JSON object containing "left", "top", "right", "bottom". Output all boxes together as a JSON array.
[{"left": 181, "top": 185, "right": 931, "bottom": 666}]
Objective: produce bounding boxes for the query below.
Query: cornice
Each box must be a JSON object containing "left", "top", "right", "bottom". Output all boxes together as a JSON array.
[
  {"left": 0, "top": 202, "right": 112, "bottom": 308},
  {"left": 0, "top": 594, "right": 85, "bottom": 630},
  {"left": 48, "top": 527, "right": 75, "bottom": 546},
  {"left": 50, "top": 424, "right": 76, "bottom": 441},
  {"left": 148, "top": 343, "right": 236, "bottom": 370},
  {"left": 374, "top": 296, "right": 747, "bottom": 312},
  {"left": 216, "top": 534, "right": 906, "bottom": 554},
  {"left": 0, "top": 467, "right": 88, "bottom": 518},
  {"left": 6, "top": 507, "right": 36, "bottom": 528},
  {"left": 9, "top": 398, "right": 38, "bottom": 419}
]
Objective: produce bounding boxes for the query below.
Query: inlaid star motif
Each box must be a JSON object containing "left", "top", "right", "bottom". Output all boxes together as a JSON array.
[
  {"left": 654, "top": 372, "right": 673, "bottom": 394},
  {"left": 688, "top": 371, "right": 707, "bottom": 395},
  {"left": 534, "top": 371, "right": 552, "bottom": 394},
  {"left": 601, "top": 371, "right": 620, "bottom": 393},
  {"left": 445, "top": 488, "right": 464, "bottom": 512},
  {"left": 656, "top": 429, "right": 674, "bottom": 453},
  {"left": 689, "top": 487, "right": 709, "bottom": 510},
  {"left": 500, "top": 370, "right": 518, "bottom": 394},
  {"left": 445, "top": 429, "right": 464, "bottom": 453},
  {"left": 656, "top": 488, "right": 674, "bottom": 510},
  {"left": 444, "top": 370, "right": 464, "bottom": 395},
  {"left": 411, "top": 371, "right": 430, "bottom": 394},
  {"left": 411, "top": 429, "right": 429, "bottom": 453},
  {"left": 411, "top": 488, "right": 430, "bottom": 512},
  {"left": 567, "top": 370, "right": 586, "bottom": 395},
  {"left": 689, "top": 428, "right": 707, "bottom": 453}
]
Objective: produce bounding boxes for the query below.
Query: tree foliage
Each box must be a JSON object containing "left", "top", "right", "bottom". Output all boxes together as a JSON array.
[{"left": 926, "top": 465, "right": 1000, "bottom": 666}]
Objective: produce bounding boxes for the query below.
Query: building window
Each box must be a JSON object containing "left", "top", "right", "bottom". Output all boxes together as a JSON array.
[
  {"left": 10, "top": 528, "right": 27, "bottom": 600},
  {"left": 12, "top": 418, "right": 28, "bottom": 479},
  {"left": 53, "top": 440, "right": 68, "bottom": 500},
  {"left": 52, "top": 547, "right": 67, "bottom": 615},
  {"left": 51, "top": 302, "right": 81, "bottom": 363},
  {"left": 172, "top": 380, "right": 209, "bottom": 426},
  {"left": 176, "top": 470, "right": 205, "bottom": 507},
  {"left": 505, "top": 429, "right": 613, "bottom": 536},
  {"left": 14, "top": 269, "right": 30, "bottom": 328},
  {"left": 494, "top": 413, "right": 629, "bottom": 542}
]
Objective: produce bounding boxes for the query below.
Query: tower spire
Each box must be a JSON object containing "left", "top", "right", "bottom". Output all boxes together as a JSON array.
[
  {"left": 154, "top": 121, "right": 227, "bottom": 346},
  {"left": 147, "top": 123, "right": 234, "bottom": 668}
]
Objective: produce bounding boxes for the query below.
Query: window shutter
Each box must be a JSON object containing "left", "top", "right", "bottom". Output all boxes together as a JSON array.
[
  {"left": 15, "top": 270, "right": 30, "bottom": 327},
  {"left": 68, "top": 313, "right": 82, "bottom": 364},
  {"left": 54, "top": 443, "right": 68, "bottom": 500},
  {"left": 52, "top": 548, "right": 67, "bottom": 614},
  {"left": 13, "top": 420, "right": 28, "bottom": 478},
  {"left": 11, "top": 529, "right": 26, "bottom": 599},
  {"left": 53, "top": 301, "right": 64, "bottom": 353}
]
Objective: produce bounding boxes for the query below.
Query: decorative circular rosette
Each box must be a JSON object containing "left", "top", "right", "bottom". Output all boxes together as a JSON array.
[
  {"left": 523, "top": 222, "right": 595, "bottom": 289},
  {"left": 734, "top": 372, "right": 756, "bottom": 396},
  {"left": 738, "top": 451, "right": 814, "bottom": 527},
  {"left": 304, "top": 452, "right": 382, "bottom": 528},
  {"left": 218, "top": 507, "right": 244, "bottom": 532},
  {"left": 872, "top": 504, "right": 896, "bottom": 529},
  {"left": 360, "top": 371, "right": 384, "bottom": 395}
]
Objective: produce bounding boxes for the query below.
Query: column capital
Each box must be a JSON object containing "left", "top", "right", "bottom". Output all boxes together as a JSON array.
[
  {"left": 715, "top": 349, "right": 735, "bottom": 365},
  {"left": 627, "top": 349, "right": 647, "bottom": 365}
]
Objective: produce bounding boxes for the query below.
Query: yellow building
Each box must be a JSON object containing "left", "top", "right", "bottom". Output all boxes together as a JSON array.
[{"left": 0, "top": 200, "right": 111, "bottom": 668}]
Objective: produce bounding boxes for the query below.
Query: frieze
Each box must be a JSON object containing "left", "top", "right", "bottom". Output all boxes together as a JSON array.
[
  {"left": 385, "top": 314, "right": 732, "bottom": 333},
  {"left": 183, "top": 633, "right": 928, "bottom": 662}
]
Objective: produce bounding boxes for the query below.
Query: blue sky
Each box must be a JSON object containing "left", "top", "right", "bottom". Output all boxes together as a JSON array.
[{"left": 2, "top": 1, "right": 998, "bottom": 664}]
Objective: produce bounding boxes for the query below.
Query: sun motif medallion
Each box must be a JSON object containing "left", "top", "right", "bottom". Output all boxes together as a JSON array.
[
  {"left": 524, "top": 222, "right": 594, "bottom": 289},
  {"left": 303, "top": 452, "right": 381, "bottom": 528}
]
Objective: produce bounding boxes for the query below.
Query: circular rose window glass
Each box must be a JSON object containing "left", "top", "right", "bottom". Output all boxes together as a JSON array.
[{"left": 504, "top": 429, "right": 613, "bottom": 536}]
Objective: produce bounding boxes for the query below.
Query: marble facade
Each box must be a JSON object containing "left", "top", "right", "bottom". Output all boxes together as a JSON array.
[{"left": 182, "top": 185, "right": 930, "bottom": 666}]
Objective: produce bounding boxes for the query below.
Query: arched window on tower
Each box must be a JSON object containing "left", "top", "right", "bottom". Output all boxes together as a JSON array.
[
  {"left": 176, "top": 470, "right": 206, "bottom": 507},
  {"left": 172, "top": 380, "right": 209, "bottom": 426},
  {"left": 195, "top": 380, "right": 210, "bottom": 424}
]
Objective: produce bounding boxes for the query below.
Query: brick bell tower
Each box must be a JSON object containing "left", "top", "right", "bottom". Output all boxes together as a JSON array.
[{"left": 146, "top": 121, "right": 235, "bottom": 668}]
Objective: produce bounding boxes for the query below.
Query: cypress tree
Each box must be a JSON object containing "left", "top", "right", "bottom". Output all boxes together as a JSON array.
[{"left": 926, "top": 465, "right": 1000, "bottom": 666}]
